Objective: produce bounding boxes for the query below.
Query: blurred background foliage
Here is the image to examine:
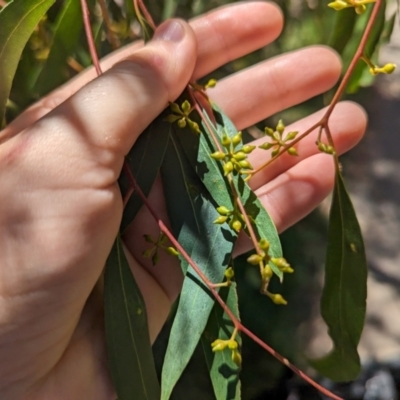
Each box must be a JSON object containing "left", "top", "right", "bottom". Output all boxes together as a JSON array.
[{"left": 2, "top": 0, "right": 396, "bottom": 398}]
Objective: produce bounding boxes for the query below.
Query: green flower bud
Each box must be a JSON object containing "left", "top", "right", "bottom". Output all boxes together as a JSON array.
[
  {"left": 228, "top": 340, "right": 238, "bottom": 350},
  {"left": 169, "top": 102, "right": 181, "bottom": 114},
  {"left": 268, "top": 293, "right": 287, "bottom": 305},
  {"left": 285, "top": 131, "right": 298, "bottom": 141},
  {"left": 264, "top": 127, "right": 274, "bottom": 137},
  {"left": 328, "top": 0, "right": 350, "bottom": 10},
  {"left": 355, "top": 4, "right": 366, "bottom": 14},
  {"left": 188, "top": 119, "right": 200, "bottom": 134},
  {"left": 142, "top": 248, "right": 154, "bottom": 258},
  {"left": 276, "top": 119, "right": 285, "bottom": 134},
  {"left": 231, "top": 219, "right": 242, "bottom": 233},
  {"left": 317, "top": 142, "right": 327, "bottom": 153},
  {"left": 247, "top": 254, "right": 263, "bottom": 265},
  {"left": 262, "top": 265, "right": 273, "bottom": 280},
  {"left": 281, "top": 266, "right": 294, "bottom": 274},
  {"left": 242, "top": 145, "right": 256, "bottom": 154},
  {"left": 211, "top": 339, "right": 228, "bottom": 352},
  {"left": 223, "top": 161, "right": 234, "bottom": 175},
  {"left": 221, "top": 134, "right": 231, "bottom": 147},
  {"left": 258, "top": 238, "right": 270, "bottom": 251},
  {"left": 224, "top": 267, "right": 235, "bottom": 280},
  {"left": 287, "top": 147, "right": 298, "bottom": 156},
  {"left": 271, "top": 257, "right": 291, "bottom": 270},
  {"left": 177, "top": 117, "right": 186, "bottom": 128},
  {"left": 165, "top": 114, "right": 181, "bottom": 123},
  {"left": 382, "top": 63, "right": 397, "bottom": 74},
  {"left": 233, "top": 151, "right": 247, "bottom": 161},
  {"left": 217, "top": 206, "right": 231, "bottom": 215},
  {"left": 271, "top": 148, "right": 280, "bottom": 158},
  {"left": 259, "top": 142, "right": 274, "bottom": 150},
  {"left": 232, "top": 131, "right": 242, "bottom": 147},
  {"left": 231, "top": 350, "right": 242, "bottom": 367},
  {"left": 205, "top": 78, "right": 217, "bottom": 88},
  {"left": 181, "top": 100, "right": 191, "bottom": 114},
  {"left": 214, "top": 216, "right": 228, "bottom": 224},
  {"left": 166, "top": 247, "right": 179, "bottom": 256},
  {"left": 211, "top": 151, "right": 226, "bottom": 160},
  {"left": 238, "top": 160, "right": 251, "bottom": 169}
]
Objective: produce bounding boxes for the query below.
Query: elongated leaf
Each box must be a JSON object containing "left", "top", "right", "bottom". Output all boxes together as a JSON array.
[
  {"left": 33, "top": 0, "right": 83, "bottom": 96},
  {"left": 309, "top": 172, "right": 367, "bottom": 381},
  {"left": 364, "top": 0, "right": 386, "bottom": 59},
  {"left": 119, "top": 112, "right": 170, "bottom": 232},
  {"left": 328, "top": 9, "right": 356, "bottom": 55},
  {"left": 104, "top": 235, "right": 160, "bottom": 400},
  {"left": 202, "top": 283, "right": 241, "bottom": 400},
  {"left": 160, "top": 131, "right": 237, "bottom": 399},
  {"left": 0, "top": 0, "right": 55, "bottom": 125},
  {"left": 203, "top": 104, "right": 283, "bottom": 278}
]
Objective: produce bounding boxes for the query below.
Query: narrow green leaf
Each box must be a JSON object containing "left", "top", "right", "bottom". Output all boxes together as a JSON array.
[
  {"left": 104, "top": 235, "right": 160, "bottom": 400},
  {"left": 33, "top": 0, "right": 83, "bottom": 96},
  {"left": 202, "top": 283, "right": 241, "bottom": 400},
  {"left": 309, "top": 172, "right": 367, "bottom": 381},
  {"left": 119, "top": 113, "right": 170, "bottom": 232},
  {"left": 203, "top": 104, "right": 283, "bottom": 279},
  {"left": 0, "top": 0, "right": 55, "bottom": 125},
  {"left": 364, "top": 0, "right": 387, "bottom": 59},
  {"left": 328, "top": 9, "right": 356, "bottom": 55},
  {"left": 160, "top": 131, "right": 237, "bottom": 399}
]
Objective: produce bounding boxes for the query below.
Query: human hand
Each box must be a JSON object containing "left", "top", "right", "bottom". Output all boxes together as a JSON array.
[{"left": 0, "top": 3, "right": 366, "bottom": 399}]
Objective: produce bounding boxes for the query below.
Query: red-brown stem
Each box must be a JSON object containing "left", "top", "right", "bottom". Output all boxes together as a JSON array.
[
  {"left": 80, "top": 0, "right": 102, "bottom": 75},
  {"left": 122, "top": 162, "right": 240, "bottom": 329},
  {"left": 123, "top": 161, "right": 343, "bottom": 400},
  {"left": 98, "top": 0, "right": 120, "bottom": 50},
  {"left": 137, "top": 0, "right": 156, "bottom": 31},
  {"left": 190, "top": 92, "right": 263, "bottom": 258},
  {"left": 323, "top": 0, "right": 382, "bottom": 122}
]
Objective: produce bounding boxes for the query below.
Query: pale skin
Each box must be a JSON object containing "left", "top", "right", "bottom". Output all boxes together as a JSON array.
[{"left": 0, "top": 2, "right": 367, "bottom": 399}]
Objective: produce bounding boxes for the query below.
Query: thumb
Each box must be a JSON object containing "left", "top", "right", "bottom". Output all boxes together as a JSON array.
[{"left": 45, "top": 19, "right": 197, "bottom": 158}]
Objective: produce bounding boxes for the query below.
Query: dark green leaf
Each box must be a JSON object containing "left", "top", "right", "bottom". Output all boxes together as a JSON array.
[
  {"left": 33, "top": 0, "right": 83, "bottom": 96},
  {"left": 119, "top": 113, "right": 170, "bottom": 232},
  {"left": 328, "top": 9, "right": 356, "bottom": 55},
  {"left": 0, "top": 0, "right": 55, "bottom": 125},
  {"left": 309, "top": 172, "right": 367, "bottom": 381},
  {"left": 160, "top": 131, "right": 237, "bottom": 399},
  {"left": 202, "top": 283, "right": 241, "bottom": 400},
  {"left": 104, "top": 235, "right": 160, "bottom": 400},
  {"left": 364, "top": 0, "right": 386, "bottom": 59}
]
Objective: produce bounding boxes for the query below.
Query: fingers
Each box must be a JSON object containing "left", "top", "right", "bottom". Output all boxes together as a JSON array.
[
  {"left": 209, "top": 46, "right": 342, "bottom": 130},
  {"left": 3, "top": 2, "right": 282, "bottom": 138},
  {"left": 191, "top": 1, "right": 282, "bottom": 78}
]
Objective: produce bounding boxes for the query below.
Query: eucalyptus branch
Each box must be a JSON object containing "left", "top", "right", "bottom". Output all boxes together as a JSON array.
[{"left": 123, "top": 161, "right": 344, "bottom": 400}]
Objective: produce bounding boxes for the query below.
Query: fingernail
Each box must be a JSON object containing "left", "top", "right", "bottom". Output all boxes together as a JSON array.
[{"left": 153, "top": 20, "right": 185, "bottom": 42}]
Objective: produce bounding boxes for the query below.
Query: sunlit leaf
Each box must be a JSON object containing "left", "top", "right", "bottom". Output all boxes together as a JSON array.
[
  {"left": 202, "top": 283, "right": 241, "bottom": 400},
  {"left": 104, "top": 235, "right": 160, "bottom": 400},
  {"left": 33, "top": 0, "right": 83, "bottom": 96},
  {"left": 0, "top": 0, "right": 55, "bottom": 125},
  {"left": 160, "top": 131, "right": 237, "bottom": 400},
  {"left": 309, "top": 172, "right": 367, "bottom": 381}
]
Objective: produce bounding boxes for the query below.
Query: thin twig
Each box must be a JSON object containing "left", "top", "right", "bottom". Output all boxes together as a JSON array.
[{"left": 80, "top": 0, "right": 102, "bottom": 75}]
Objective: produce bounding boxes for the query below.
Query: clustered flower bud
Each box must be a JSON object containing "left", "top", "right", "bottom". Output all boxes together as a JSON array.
[
  {"left": 165, "top": 100, "right": 201, "bottom": 134},
  {"left": 259, "top": 120, "right": 299, "bottom": 158},
  {"left": 210, "top": 130, "right": 255, "bottom": 176}
]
